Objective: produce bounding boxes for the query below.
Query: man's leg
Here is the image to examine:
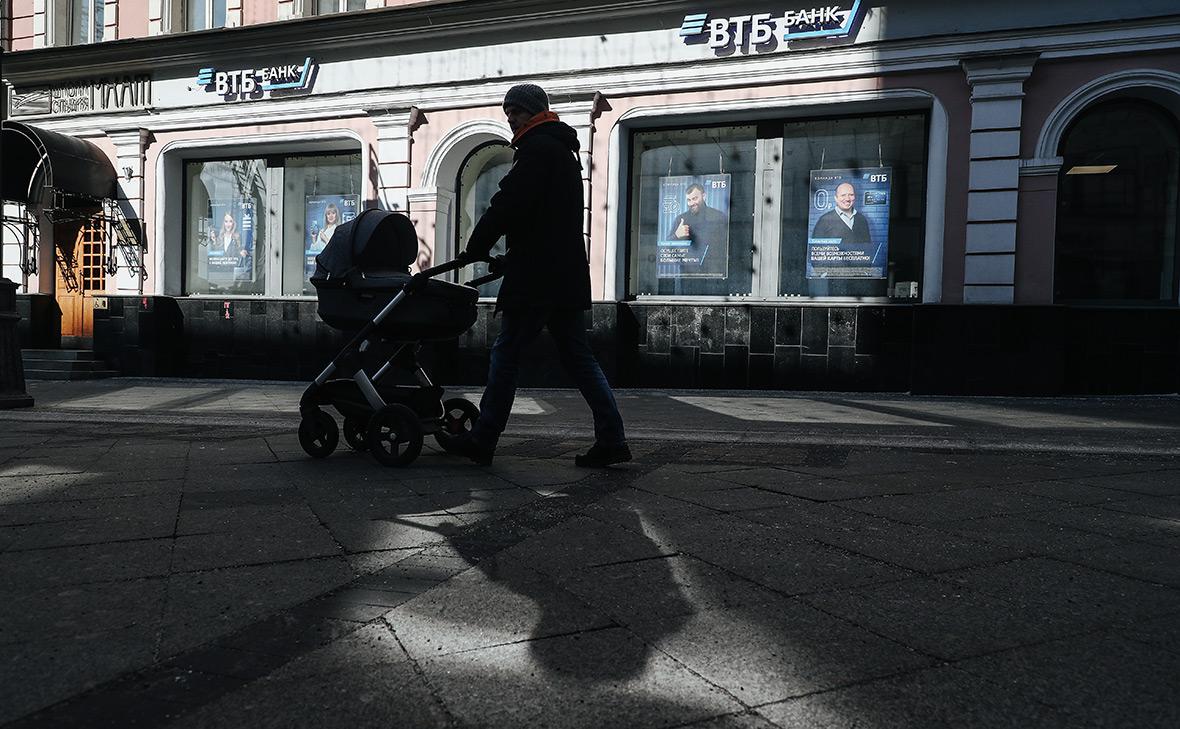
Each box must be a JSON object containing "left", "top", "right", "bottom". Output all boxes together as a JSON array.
[
  {"left": 469, "top": 308, "right": 547, "bottom": 449},
  {"left": 546, "top": 308, "right": 626, "bottom": 448}
]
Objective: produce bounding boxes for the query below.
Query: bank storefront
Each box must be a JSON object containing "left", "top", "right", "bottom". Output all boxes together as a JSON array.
[{"left": 2, "top": 0, "right": 1179, "bottom": 393}]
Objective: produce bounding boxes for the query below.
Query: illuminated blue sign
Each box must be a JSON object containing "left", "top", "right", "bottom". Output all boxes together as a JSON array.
[{"left": 681, "top": 2, "right": 863, "bottom": 49}]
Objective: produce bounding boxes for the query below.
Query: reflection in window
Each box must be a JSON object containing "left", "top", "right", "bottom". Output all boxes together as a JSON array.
[
  {"left": 630, "top": 126, "right": 756, "bottom": 297},
  {"left": 1055, "top": 100, "right": 1180, "bottom": 303},
  {"left": 780, "top": 114, "right": 927, "bottom": 299},
  {"left": 187, "top": 0, "right": 227, "bottom": 30},
  {"left": 184, "top": 159, "right": 267, "bottom": 295},
  {"left": 317, "top": 0, "right": 367, "bottom": 14},
  {"left": 281, "top": 154, "right": 362, "bottom": 295},
  {"left": 63, "top": 0, "right": 104, "bottom": 44},
  {"left": 457, "top": 143, "right": 514, "bottom": 298}
]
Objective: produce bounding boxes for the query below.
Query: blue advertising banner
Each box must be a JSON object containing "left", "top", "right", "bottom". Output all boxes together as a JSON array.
[
  {"left": 206, "top": 199, "right": 255, "bottom": 283},
  {"left": 305, "top": 195, "right": 359, "bottom": 277},
  {"left": 657, "top": 174, "right": 731, "bottom": 279},
  {"left": 806, "top": 167, "right": 891, "bottom": 279}
]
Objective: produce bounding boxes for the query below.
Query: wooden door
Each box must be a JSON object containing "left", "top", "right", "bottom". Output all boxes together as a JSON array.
[{"left": 55, "top": 219, "right": 105, "bottom": 345}]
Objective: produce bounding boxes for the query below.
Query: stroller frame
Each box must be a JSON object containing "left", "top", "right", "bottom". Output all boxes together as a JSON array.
[{"left": 298, "top": 257, "right": 499, "bottom": 466}]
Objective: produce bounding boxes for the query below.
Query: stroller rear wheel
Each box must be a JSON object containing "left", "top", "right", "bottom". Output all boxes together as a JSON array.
[
  {"left": 299, "top": 410, "right": 339, "bottom": 458},
  {"left": 367, "top": 404, "right": 423, "bottom": 466},
  {"left": 435, "top": 397, "right": 480, "bottom": 452},
  {"left": 343, "top": 415, "right": 369, "bottom": 452}
]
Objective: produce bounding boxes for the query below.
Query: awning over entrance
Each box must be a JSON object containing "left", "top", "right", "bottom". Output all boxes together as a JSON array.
[{"left": 0, "top": 121, "right": 117, "bottom": 206}]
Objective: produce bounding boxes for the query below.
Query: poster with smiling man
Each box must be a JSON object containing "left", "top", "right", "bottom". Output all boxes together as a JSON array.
[{"left": 806, "top": 167, "right": 891, "bottom": 279}]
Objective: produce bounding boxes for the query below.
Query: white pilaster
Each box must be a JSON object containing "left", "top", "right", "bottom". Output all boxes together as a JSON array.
[
  {"left": 368, "top": 107, "right": 421, "bottom": 213},
  {"left": 552, "top": 93, "right": 601, "bottom": 255},
  {"left": 961, "top": 55, "right": 1037, "bottom": 304},
  {"left": 106, "top": 128, "right": 149, "bottom": 293}
]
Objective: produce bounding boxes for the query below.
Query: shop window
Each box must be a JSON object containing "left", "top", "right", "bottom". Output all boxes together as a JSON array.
[
  {"left": 315, "top": 0, "right": 367, "bottom": 14},
  {"left": 630, "top": 126, "right": 757, "bottom": 297},
  {"left": 456, "top": 142, "right": 514, "bottom": 298},
  {"left": 185, "top": 159, "right": 268, "bottom": 296},
  {"left": 780, "top": 114, "right": 927, "bottom": 299},
  {"left": 1054, "top": 100, "right": 1180, "bottom": 303},
  {"left": 186, "top": 0, "right": 227, "bottom": 30},
  {"left": 184, "top": 153, "right": 361, "bottom": 296},
  {"left": 281, "top": 154, "right": 362, "bottom": 295}
]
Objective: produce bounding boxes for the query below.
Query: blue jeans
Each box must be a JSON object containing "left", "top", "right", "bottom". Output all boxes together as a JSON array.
[{"left": 471, "top": 308, "right": 625, "bottom": 448}]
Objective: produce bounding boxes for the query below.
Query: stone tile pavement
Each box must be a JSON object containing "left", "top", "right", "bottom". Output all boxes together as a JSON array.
[{"left": 1, "top": 379, "right": 1179, "bottom": 727}]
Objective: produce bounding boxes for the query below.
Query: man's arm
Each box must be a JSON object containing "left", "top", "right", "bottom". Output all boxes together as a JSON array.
[{"left": 464, "top": 148, "right": 547, "bottom": 260}]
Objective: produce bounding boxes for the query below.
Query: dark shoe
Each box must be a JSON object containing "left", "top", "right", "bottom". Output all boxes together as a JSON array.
[
  {"left": 448, "top": 433, "right": 494, "bottom": 466},
  {"left": 575, "top": 442, "right": 632, "bottom": 468}
]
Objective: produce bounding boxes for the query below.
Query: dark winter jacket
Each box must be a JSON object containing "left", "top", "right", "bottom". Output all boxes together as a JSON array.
[
  {"left": 463, "top": 119, "right": 591, "bottom": 310},
  {"left": 811, "top": 208, "right": 872, "bottom": 246}
]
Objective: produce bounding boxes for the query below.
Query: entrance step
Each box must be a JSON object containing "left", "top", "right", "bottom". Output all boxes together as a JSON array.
[{"left": 20, "top": 349, "right": 120, "bottom": 381}]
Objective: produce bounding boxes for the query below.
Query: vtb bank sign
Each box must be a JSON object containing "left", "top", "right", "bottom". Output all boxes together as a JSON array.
[{"left": 680, "top": 1, "right": 863, "bottom": 49}]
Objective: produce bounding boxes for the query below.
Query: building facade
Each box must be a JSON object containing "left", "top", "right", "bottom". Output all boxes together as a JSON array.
[{"left": 2, "top": 0, "right": 1179, "bottom": 393}]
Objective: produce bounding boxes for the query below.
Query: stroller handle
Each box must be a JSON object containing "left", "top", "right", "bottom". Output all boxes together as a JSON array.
[
  {"left": 417, "top": 257, "right": 471, "bottom": 279},
  {"left": 466, "top": 271, "right": 505, "bottom": 288}
]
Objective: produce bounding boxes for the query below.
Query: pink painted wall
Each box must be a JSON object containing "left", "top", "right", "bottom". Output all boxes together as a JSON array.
[
  {"left": 10, "top": 0, "right": 36, "bottom": 51},
  {"left": 118, "top": 0, "right": 151, "bottom": 39},
  {"left": 242, "top": 2, "right": 277, "bottom": 26}
]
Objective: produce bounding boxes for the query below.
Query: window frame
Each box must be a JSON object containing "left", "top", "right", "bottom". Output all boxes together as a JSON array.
[
  {"left": 453, "top": 140, "right": 514, "bottom": 300},
  {"left": 50, "top": 0, "right": 105, "bottom": 46},
  {"left": 310, "top": 0, "right": 368, "bottom": 15},
  {"left": 180, "top": 150, "right": 363, "bottom": 298},
  {"left": 185, "top": 0, "right": 228, "bottom": 31},
  {"left": 624, "top": 109, "right": 931, "bottom": 303}
]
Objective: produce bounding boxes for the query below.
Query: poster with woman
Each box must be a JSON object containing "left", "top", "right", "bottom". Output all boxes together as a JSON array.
[
  {"left": 206, "top": 200, "right": 256, "bottom": 283},
  {"left": 655, "top": 174, "right": 731, "bottom": 279},
  {"left": 806, "top": 167, "right": 892, "bottom": 279},
  {"left": 305, "top": 195, "right": 359, "bottom": 277}
]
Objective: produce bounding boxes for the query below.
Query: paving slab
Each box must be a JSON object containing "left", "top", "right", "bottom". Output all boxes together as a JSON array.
[
  {"left": 420, "top": 627, "right": 744, "bottom": 729},
  {"left": 625, "top": 600, "right": 934, "bottom": 705},
  {"left": 386, "top": 557, "right": 613, "bottom": 659},
  {"left": 952, "top": 633, "right": 1180, "bottom": 728},
  {"left": 758, "top": 665, "right": 1071, "bottom": 729}
]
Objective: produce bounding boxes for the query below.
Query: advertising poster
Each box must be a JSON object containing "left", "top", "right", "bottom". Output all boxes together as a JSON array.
[
  {"left": 656, "top": 174, "right": 731, "bottom": 279},
  {"left": 206, "top": 199, "right": 255, "bottom": 283},
  {"left": 806, "top": 167, "right": 891, "bottom": 279},
  {"left": 305, "top": 194, "right": 359, "bottom": 277}
]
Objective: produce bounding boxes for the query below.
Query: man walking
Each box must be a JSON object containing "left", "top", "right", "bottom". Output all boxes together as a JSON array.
[{"left": 452, "top": 83, "right": 630, "bottom": 468}]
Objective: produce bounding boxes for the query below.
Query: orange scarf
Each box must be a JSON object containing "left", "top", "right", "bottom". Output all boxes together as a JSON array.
[{"left": 512, "top": 111, "right": 561, "bottom": 145}]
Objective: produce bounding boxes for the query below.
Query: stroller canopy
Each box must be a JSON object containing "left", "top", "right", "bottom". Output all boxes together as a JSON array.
[{"left": 313, "top": 209, "right": 418, "bottom": 280}]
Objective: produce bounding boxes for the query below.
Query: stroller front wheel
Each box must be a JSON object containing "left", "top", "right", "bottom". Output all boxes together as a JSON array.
[
  {"left": 299, "top": 410, "right": 339, "bottom": 458},
  {"left": 367, "top": 404, "right": 424, "bottom": 467}
]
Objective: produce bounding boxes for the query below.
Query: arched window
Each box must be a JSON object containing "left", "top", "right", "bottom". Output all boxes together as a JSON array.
[
  {"left": 456, "top": 142, "right": 514, "bottom": 297},
  {"left": 1054, "top": 99, "right": 1180, "bottom": 303}
]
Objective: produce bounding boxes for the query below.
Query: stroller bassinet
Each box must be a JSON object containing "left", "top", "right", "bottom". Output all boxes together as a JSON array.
[{"left": 311, "top": 209, "right": 477, "bottom": 340}]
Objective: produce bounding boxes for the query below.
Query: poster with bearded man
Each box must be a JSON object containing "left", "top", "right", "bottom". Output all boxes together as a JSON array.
[{"left": 656, "top": 174, "right": 731, "bottom": 279}]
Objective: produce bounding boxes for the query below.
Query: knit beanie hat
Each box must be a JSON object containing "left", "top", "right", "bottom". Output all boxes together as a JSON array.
[{"left": 503, "top": 84, "right": 549, "bottom": 116}]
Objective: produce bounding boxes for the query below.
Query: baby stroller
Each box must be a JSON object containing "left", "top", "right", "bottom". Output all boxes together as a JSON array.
[{"left": 297, "top": 209, "right": 500, "bottom": 466}]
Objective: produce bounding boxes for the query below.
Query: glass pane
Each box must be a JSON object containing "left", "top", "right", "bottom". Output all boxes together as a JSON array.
[
  {"left": 457, "top": 144, "right": 514, "bottom": 298},
  {"left": 185, "top": 159, "right": 268, "bottom": 295},
  {"left": 282, "top": 154, "right": 363, "bottom": 296},
  {"left": 93, "top": 0, "right": 104, "bottom": 42},
  {"left": 71, "top": 0, "right": 87, "bottom": 44},
  {"left": 780, "top": 114, "right": 926, "bottom": 299},
  {"left": 630, "top": 126, "right": 756, "bottom": 296},
  {"left": 187, "top": 0, "right": 206, "bottom": 30},
  {"left": 213, "top": 0, "right": 227, "bottom": 28},
  {"left": 318, "top": 0, "right": 339, "bottom": 14},
  {"left": 347, "top": 0, "right": 367, "bottom": 9},
  {"left": 1055, "top": 101, "right": 1179, "bottom": 302}
]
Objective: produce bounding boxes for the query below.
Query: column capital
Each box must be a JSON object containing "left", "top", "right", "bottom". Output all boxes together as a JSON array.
[
  {"left": 1019, "top": 157, "right": 1064, "bottom": 177},
  {"left": 962, "top": 54, "right": 1039, "bottom": 88},
  {"left": 105, "top": 127, "right": 150, "bottom": 148},
  {"left": 366, "top": 106, "right": 426, "bottom": 134}
]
